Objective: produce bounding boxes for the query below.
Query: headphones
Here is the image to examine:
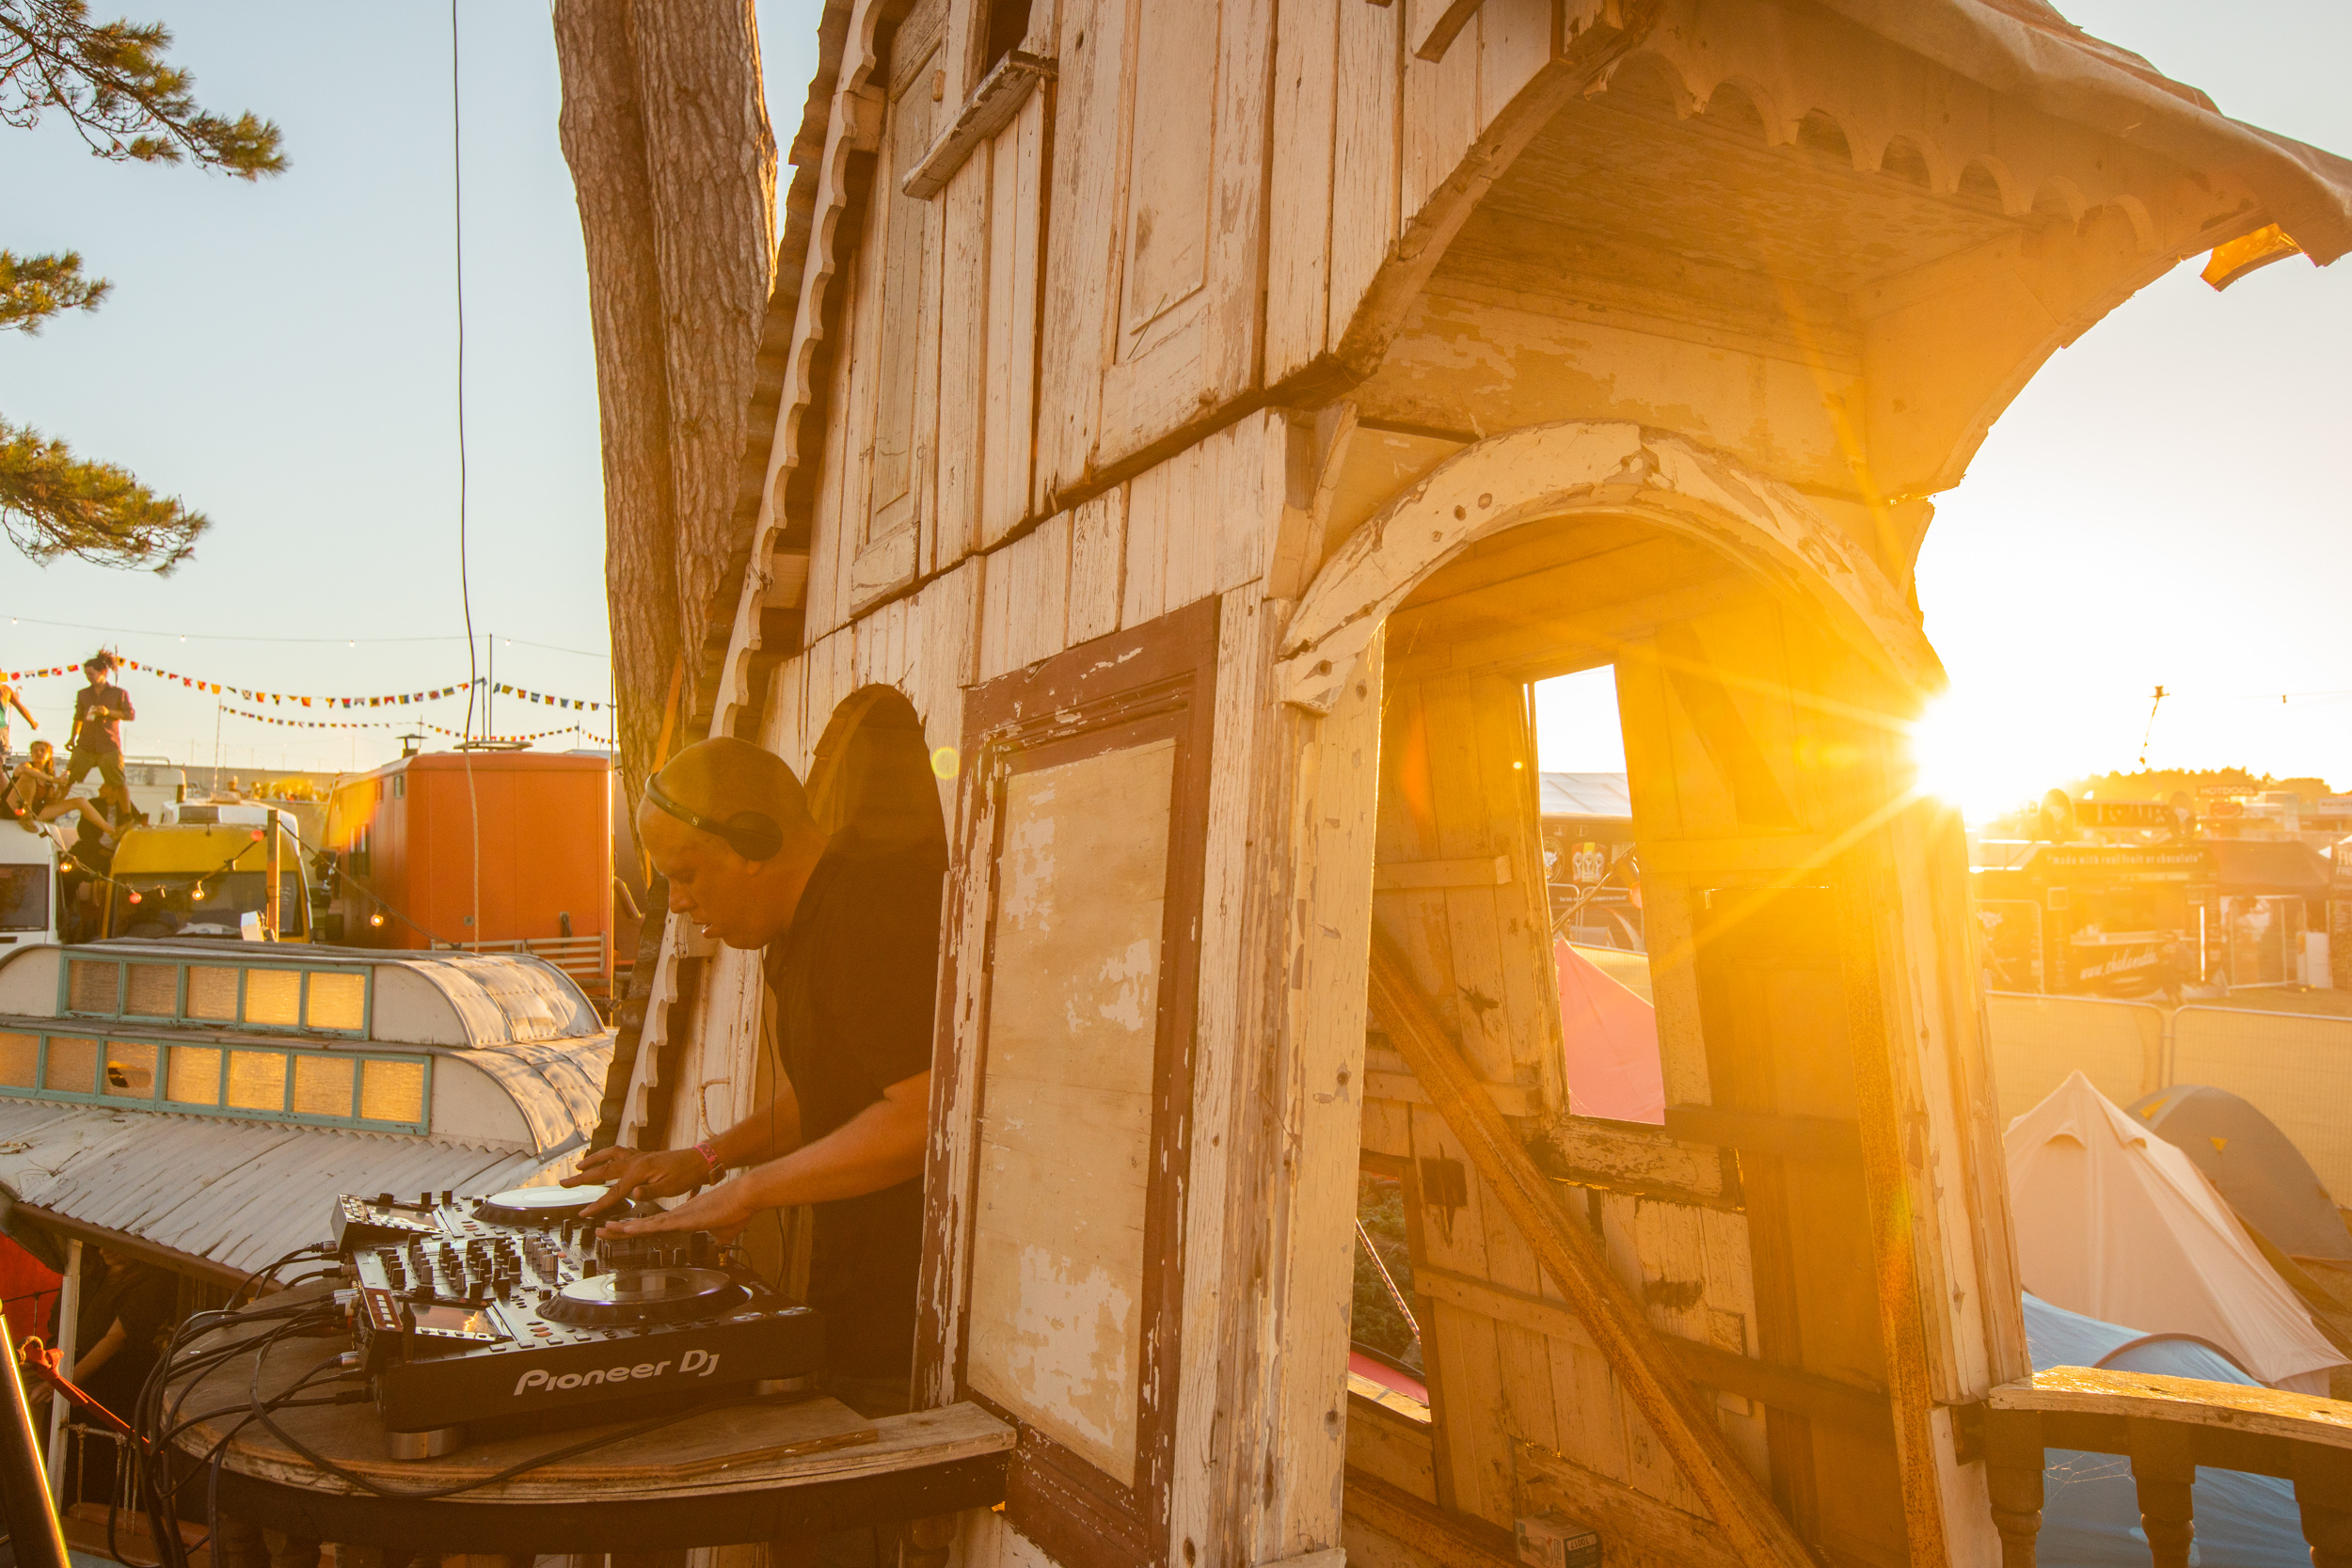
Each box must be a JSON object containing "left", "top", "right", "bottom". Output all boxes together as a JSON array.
[{"left": 644, "top": 774, "right": 785, "bottom": 862}]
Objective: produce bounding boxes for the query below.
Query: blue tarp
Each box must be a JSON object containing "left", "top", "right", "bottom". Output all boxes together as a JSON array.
[{"left": 2024, "top": 1293, "right": 2305, "bottom": 1565}]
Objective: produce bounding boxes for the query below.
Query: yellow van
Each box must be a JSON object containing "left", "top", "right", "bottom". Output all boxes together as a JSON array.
[{"left": 104, "top": 806, "right": 310, "bottom": 942}]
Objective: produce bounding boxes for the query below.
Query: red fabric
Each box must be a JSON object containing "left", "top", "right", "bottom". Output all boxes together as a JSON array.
[
  {"left": 1348, "top": 1351, "right": 1428, "bottom": 1405},
  {"left": 1554, "top": 941, "right": 1665, "bottom": 1124},
  {"left": 0, "top": 1233, "right": 60, "bottom": 1347}
]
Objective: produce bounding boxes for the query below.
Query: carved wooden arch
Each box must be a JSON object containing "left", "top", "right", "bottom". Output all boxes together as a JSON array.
[{"left": 1273, "top": 420, "right": 1943, "bottom": 713}]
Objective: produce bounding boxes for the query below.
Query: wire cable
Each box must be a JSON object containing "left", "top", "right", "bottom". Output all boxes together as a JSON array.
[
  {"left": 450, "top": 0, "right": 484, "bottom": 949},
  {"left": 2, "top": 617, "right": 613, "bottom": 661}
]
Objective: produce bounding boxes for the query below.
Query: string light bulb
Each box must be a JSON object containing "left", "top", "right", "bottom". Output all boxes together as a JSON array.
[
  {"left": 190, "top": 885, "right": 206, "bottom": 902},
  {"left": 127, "top": 891, "right": 142, "bottom": 905},
  {"left": 369, "top": 911, "right": 386, "bottom": 928}
]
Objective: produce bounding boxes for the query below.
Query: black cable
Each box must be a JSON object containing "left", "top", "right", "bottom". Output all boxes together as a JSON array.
[
  {"left": 246, "top": 1387, "right": 770, "bottom": 1502},
  {"left": 149, "top": 1275, "right": 774, "bottom": 1510},
  {"left": 128, "top": 1280, "right": 342, "bottom": 1538}
]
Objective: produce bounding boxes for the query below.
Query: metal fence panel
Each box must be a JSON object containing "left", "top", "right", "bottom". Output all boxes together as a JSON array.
[
  {"left": 2170, "top": 1006, "right": 2352, "bottom": 1207},
  {"left": 1984, "top": 993, "right": 2165, "bottom": 1130}
]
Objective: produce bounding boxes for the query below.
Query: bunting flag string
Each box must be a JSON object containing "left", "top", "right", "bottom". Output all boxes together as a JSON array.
[
  {"left": 220, "top": 705, "right": 607, "bottom": 746},
  {"left": 1, "top": 656, "right": 611, "bottom": 714}
]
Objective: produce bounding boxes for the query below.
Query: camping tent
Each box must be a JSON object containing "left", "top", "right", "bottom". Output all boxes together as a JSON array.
[
  {"left": 2022, "top": 1292, "right": 2309, "bottom": 1568},
  {"left": 1553, "top": 941, "right": 1664, "bottom": 1124},
  {"left": 2005, "top": 1070, "right": 2344, "bottom": 1393},
  {"left": 2126, "top": 1082, "right": 2352, "bottom": 1261}
]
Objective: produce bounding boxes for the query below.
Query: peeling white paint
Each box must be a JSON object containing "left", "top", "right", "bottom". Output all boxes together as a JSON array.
[{"left": 993, "top": 1242, "right": 1136, "bottom": 1452}]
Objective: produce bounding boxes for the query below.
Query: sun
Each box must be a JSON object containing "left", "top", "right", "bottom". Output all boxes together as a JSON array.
[{"left": 1904, "top": 692, "right": 2043, "bottom": 823}]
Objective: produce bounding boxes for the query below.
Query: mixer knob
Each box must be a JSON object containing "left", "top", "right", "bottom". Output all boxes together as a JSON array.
[
  {"left": 418, "top": 1191, "right": 433, "bottom": 1208},
  {"left": 582, "top": 1257, "right": 602, "bottom": 1278},
  {"left": 376, "top": 1192, "right": 395, "bottom": 1207},
  {"left": 441, "top": 1190, "right": 456, "bottom": 1206}
]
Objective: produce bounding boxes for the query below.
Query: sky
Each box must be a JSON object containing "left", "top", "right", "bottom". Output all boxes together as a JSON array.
[
  {"left": 2, "top": 5, "right": 2345, "bottom": 806},
  {"left": 1906, "top": 0, "right": 2352, "bottom": 816},
  {"left": 0, "top": 0, "right": 823, "bottom": 777}
]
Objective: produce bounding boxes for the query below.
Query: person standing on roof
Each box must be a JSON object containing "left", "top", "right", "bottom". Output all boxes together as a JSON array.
[
  {"left": 0, "top": 677, "right": 33, "bottom": 768},
  {"left": 65, "top": 651, "right": 134, "bottom": 795}
]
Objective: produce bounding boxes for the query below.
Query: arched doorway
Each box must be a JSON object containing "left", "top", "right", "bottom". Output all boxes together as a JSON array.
[
  {"left": 805, "top": 686, "right": 949, "bottom": 856},
  {"left": 1291, "top": 426, "right": 2016, "bottom": 1568}
]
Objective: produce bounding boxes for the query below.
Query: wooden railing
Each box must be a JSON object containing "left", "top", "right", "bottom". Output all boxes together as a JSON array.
[{"left": 1983, "top": 1367, "right": 2352, "bottom": 1567}]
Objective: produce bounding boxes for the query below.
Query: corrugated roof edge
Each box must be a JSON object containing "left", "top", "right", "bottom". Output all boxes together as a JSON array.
[{"left": 0, "top": 1101, "right": 577, "bottom": 1280}]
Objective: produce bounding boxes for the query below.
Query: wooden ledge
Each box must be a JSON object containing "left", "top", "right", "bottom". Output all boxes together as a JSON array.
[
  {"left": 1373, "top": 853, "right": 1512, "bottom": 891},
  {"left": 1990, "top": 1367, "right": 2352, "bottom": 1451},
  {"left": 1343, "top": 1468, "right": 1520, "bottom": 1568},
  {"left": 901, "top": 52, "right": 1055, "bottom": 200},
  {"left": 1661, "top": 1104, "right": 1863, "bottom": 1163}
]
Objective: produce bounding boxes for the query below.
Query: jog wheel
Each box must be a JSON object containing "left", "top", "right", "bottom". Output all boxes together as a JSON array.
[
  {"left": 472, "top": 1184, "right": 612, "bottom": 1227},
  {"left": 540, "top": 1266, "right": 748, "bottom": 1327}
]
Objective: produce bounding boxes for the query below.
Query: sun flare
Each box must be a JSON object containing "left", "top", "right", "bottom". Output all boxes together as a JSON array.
[{"left": 1905, "top": 693, "right": 2047, "bottom": 822}]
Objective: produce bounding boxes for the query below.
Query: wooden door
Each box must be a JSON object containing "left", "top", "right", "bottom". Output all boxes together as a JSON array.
[{"left": 919, "top": 599, "right": 1219, "bottom": 1567}]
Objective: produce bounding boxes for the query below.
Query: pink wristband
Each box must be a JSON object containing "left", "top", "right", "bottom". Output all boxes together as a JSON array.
[{"left": 694, "top": 1138, "right": 723, "bottom": 1179}]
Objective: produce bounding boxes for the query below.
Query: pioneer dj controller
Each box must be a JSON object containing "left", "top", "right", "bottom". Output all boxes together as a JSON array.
[{"left": 330, "top": 1184, "right": 824, "bottom": 1457}]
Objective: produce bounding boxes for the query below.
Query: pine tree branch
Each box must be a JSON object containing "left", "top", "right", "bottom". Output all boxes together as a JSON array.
[
  {"left": 0, "top": 0, "right": 285, "bottom": 176},
  {"left": 0, "top": 248, "right": 108, "bottom": 331},
  {"left": 0, "top": 416, "right": 208, "bottom": 573}
]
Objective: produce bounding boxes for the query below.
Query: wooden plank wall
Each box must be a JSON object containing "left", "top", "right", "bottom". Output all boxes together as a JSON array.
[
  {"left": 789, "top": 0, "right": 1568, "bottom": 656},
  {"left": 1265, "top": 0, "right": 1553, "bottom": 384}
]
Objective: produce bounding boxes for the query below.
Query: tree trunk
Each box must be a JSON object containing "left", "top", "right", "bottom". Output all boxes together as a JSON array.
[
  {"left": 553, "top": 0, "right": 776, "bottom": 819},
  {"left": 634, "top": 0, "right": 779, "bottom": 687}
]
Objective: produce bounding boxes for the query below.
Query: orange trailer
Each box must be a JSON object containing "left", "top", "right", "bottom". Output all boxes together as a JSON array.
[{"left": 321, "top": 752, "right": 613, "bottom": 994}]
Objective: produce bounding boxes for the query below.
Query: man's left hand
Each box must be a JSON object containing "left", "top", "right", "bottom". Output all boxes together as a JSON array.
[{"left": 596, "top": 1180, "right": 756, "bottom": 1243}]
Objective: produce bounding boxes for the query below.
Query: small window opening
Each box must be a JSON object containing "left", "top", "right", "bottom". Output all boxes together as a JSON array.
[
  {"left": 980, "top": 0, "right": 1033, "bottom": 72},
  {"left": 1531, "top": 666, "right": 1665, "bottom": 1125},
  {"left": 1351, "top": 1169, "right": 1422, "bottom": 1377}
]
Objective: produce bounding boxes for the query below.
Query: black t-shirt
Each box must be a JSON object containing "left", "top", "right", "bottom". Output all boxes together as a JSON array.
[
  {"left": 762, "top": 829, "right": 945, "bottom": 1379},
  {"left": 75, "top": 1259, "right": 172, "bottom": 1415}
]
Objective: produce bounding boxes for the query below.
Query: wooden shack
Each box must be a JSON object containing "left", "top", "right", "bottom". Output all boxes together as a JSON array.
[{"left": 596, "top": 2, "right": 2352, "bottom": 1563}]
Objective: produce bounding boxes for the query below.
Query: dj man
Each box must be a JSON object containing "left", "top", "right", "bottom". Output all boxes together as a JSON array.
[{"left": 568, "top": 737, "right": 943, "bottom": 1417}]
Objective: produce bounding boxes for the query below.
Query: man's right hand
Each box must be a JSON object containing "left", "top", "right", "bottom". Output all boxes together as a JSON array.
[{"left": 564, "top": 1146, "right": 709, "bottom": 1216}]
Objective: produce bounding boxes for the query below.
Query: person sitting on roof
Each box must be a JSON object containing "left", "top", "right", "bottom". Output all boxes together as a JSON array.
[
  {"left": 565, "top": 737, "right": 942, "bottom": 1423},
  {"left": 4, "top": 739, "right": 64, "bottom": 828}
]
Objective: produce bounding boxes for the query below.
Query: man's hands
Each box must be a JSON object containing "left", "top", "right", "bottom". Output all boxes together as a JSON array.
[
  {"left": 564, "top": 1145, "right": 709, "bottom": 1217},
  {"left": 596, "top": 1180, "right": 758, "bottom": 1243}
]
